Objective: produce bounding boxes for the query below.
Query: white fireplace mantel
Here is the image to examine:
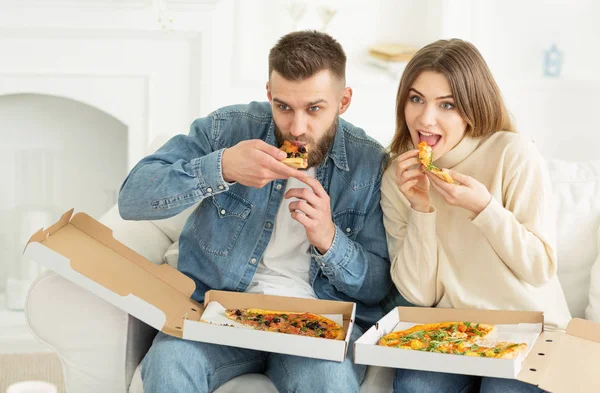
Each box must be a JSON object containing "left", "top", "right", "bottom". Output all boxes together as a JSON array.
[{"left": 0, "top": 0, "right": 233, "bottom": 169}]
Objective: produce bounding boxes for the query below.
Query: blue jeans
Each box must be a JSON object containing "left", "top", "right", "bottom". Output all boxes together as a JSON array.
[
  {"left": 393, "top": 368, "right": 546, "bottom": 393},
  {"left": 141, "top": 326, "right": 365, "bottom": 393}
]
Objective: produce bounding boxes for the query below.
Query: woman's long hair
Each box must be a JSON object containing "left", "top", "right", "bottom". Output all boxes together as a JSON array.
[{"left": 389, "top": 39, "right": 515, "bottom": 160}]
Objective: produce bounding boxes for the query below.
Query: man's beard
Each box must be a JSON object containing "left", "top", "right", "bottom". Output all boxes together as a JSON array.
[{"left": 274, "top": 116, "right": 338, "bottom": 169}]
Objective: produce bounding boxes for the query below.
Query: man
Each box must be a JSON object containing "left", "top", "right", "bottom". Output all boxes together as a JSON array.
[{"left": 118, "top": 30, "right": 391, "bottom": 393}]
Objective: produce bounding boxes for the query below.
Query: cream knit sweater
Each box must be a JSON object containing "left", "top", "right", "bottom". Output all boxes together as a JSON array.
[{"left": 381, "top": 131, "right": 571, "bottom": 330}]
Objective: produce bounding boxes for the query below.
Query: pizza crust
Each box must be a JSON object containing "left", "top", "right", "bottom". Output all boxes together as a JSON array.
[
  {"left": 281, "top": 157, "right": 308, "bottom": 169},
  {"left": 431, "top": 168, "right": 454, "bottom": 184},
  {"left": 494, "top": 343, "right": 529, "bottom": 359}
]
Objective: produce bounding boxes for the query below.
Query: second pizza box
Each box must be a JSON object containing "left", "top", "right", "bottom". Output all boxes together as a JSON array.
[
  {"left": 355, "top": 306, "right": 600, "bottom": 392},
  {"left": 23, "top": 209, "right": 356, "bottom": 362}
]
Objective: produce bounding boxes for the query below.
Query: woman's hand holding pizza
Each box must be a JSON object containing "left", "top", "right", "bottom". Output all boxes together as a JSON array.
[
  {"left": 222, "top": 140, "right": 299, "bottom": 188},
  {"left": 425, "top": 169, "right": 492, "bottom": 215},
  {"left": 285, "top": 173, "right": 336, "bottom": 255},
  {"left": 394, "top": 150, "right": 431, "bottom": 213}
]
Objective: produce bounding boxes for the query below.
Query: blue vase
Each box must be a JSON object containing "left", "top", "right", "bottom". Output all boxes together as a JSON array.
[{"left": 544, "top": 44, "right": 563, "bottom": 78}]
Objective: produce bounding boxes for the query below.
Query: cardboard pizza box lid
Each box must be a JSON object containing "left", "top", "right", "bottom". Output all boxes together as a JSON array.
[
  {"left": 24, "top": 209, "right": 356, "bottom": 361},
  {"left": 24, "top": 209, "right": 204, "bottom": 338},
  {"left": 518, "top": 318, "right": 600, "bottom": 392}
]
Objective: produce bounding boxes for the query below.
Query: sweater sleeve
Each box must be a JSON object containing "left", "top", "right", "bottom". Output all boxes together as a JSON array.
[
  {"left": 470, "top": 141, "right": 557, "bottom": 287},
  {"left": 380, "top": 164, "right": 440, "bottom": 306}
]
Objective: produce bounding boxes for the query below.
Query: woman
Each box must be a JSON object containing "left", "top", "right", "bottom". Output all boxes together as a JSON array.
[{"left": 380, "top": 38, "right": 571, "bottom": 392}]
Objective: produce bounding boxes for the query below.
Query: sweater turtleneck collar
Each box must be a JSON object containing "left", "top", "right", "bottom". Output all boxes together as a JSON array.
[{"left": 434, "top": 135, "right": 482, "bottom": 169}]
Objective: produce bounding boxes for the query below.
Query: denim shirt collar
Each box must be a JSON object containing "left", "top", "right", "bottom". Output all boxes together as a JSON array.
[
  {"left": 327, "top": 119, "right": 349, "bottom": 172},
  {"left": 265, "top": 120, "right": 277, "bottom": 147}
]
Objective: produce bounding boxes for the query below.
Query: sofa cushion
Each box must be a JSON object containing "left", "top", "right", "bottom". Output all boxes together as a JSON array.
[
  {"left": 100, "top": 205, "right": 172, "bottom": 265},
  {"left": 546, "top": 159, "right": 600, "bottom": 318}
]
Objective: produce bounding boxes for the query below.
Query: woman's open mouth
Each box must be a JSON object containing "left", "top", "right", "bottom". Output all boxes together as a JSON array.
[{"left": 418, "top": 130, "right": 441, "bottom": 147}]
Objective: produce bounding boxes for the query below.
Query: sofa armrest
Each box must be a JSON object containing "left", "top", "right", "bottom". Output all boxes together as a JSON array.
[
  {"left": 26, "top": 272, "right": 156, "bottom": 393},
  {"left": 25, "top": 205, "right": 173, "bottom": 392}
]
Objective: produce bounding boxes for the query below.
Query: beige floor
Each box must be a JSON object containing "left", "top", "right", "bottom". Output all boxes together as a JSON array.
[{"left": 0, "top": 352, "right": 65, "bottom": 393}]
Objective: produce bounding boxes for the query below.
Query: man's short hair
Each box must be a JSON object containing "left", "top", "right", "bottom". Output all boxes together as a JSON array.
[{"left": 268, "top": 30, "right": 346, "bottom": 83}]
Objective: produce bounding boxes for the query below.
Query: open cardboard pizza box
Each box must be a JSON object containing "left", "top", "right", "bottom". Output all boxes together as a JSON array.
[
  {"left": 23, "top": 209, "right": 356, "bottom": 362},
  {"left": 355, "top": 306, "right": 600, "bottom": 392}
]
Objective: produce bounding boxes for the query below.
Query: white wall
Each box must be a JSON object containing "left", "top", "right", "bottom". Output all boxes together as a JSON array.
[
  {"left": 0, "top": 35, "right": 194, "bottom": 155},
  {"left": 0, "top": 0, "right": 235, "bottom": 162},
  {"left": 442, "top": 0, "right": 600, "bottom": 161}
]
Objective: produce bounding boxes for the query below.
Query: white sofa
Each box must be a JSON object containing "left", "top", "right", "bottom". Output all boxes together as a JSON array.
[{"left": 25, "top": 158, "right": 600, "bottom": 393}]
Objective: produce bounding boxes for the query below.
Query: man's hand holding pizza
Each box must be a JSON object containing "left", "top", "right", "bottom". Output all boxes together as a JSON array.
[
  {"left": 222, "top": 140, "right": 299, "bottom": 188},
  {"left": 285, "top": 173, "right": 336, "bottom": 255}
]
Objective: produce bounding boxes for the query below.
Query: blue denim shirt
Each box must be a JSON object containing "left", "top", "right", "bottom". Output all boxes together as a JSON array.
[{"left": 118, "top": 102, "right": 391, "bottom": 328}]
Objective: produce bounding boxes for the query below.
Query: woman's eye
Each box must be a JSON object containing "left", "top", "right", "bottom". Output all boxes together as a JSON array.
[
  {"left": 409, "top": 95, "right": 423, "bottom": 104},
  {"left": 308, "top": 106, "right": 320, "bottom": 112},
  {"left": 278, "top": 104, "right": 290, "bottom": 111},
  {"left": 441, "top": 102, "right": 455, "bottom": 110}
]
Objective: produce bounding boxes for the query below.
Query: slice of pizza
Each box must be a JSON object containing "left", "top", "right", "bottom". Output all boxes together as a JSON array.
[
  {"left": 225, "top": 308, "right": 345, "bottom": 340},
  {"left": 280, "top": 140, "right": 309, "bottom": 169},
  {"left": 378, "top": 321, "right": 527, "bottom": 359},
  {"left": 418, "top": 141, "right": 454, "bottom": 184},
  {"left": 378, "top": 321, "right": 495, "bottom": 349},
  {"left": 461, "top": 341, "right": 529, "bottom": 359}
]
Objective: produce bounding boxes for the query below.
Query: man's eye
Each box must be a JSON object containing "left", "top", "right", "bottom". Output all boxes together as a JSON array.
[
  {"left": 441, "top": 102, "right": 455, "bottom": 110},
  {"left": 308, "top": 106, "right": 320, "bottom": 112},
  {"left": 409, "top": 95, "right": 423, "bottom": 104},
  {"left": 278, "top": 104, "right": 290, "bottom": 111}
]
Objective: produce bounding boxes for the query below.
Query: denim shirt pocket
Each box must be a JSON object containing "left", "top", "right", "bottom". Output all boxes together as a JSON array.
[
  {"left": 332, "top": 209, "right": 366, "bottom": 239},
  {"left": 193, "top": 191, "right": 253, "bottom": 256}
]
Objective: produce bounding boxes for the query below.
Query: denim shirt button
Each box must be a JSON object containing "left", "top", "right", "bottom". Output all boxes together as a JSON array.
[
  {"left": 265, "top": 222, "right": 273, "bottom": 229},
  {"left": 345, "top": 227, "right": 351, "bottom": 233},
  {"left": 250, "top": 258, "right": 257, "bottom": 265},
  {"left": 220, "top": 209, "right": 226, "bottom": 215},
  {"left": 218, "top": 185, "right": 225, "bottom": 190},
  {"left": 275, "top": 184, "right": 282, "bottom": 191},
  {"left": 206, "top": 187, "right": 213, "bottom": 193}
]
